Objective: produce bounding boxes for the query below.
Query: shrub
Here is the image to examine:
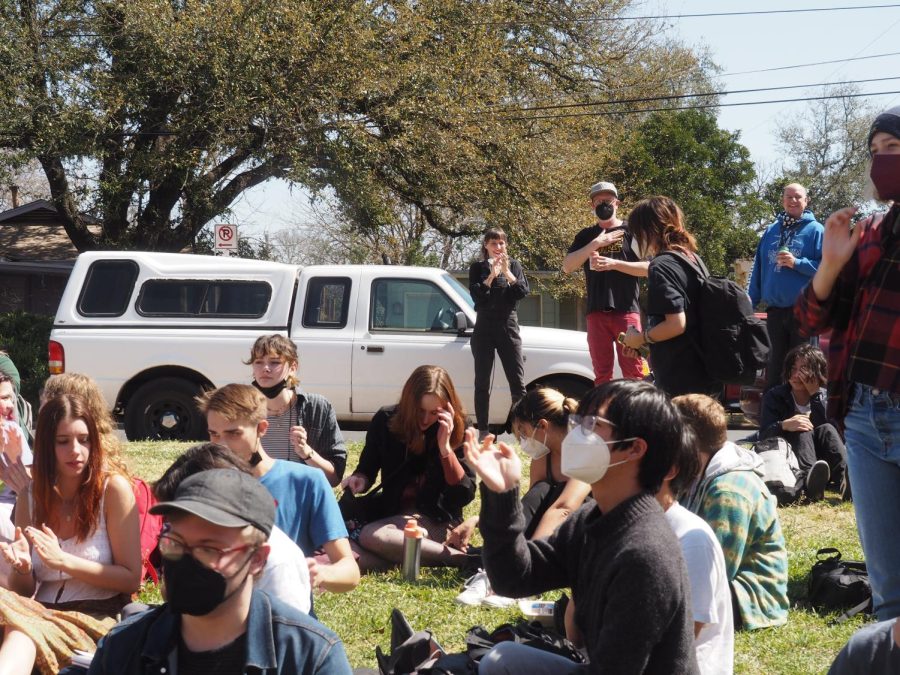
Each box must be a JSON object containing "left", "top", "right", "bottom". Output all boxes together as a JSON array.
[{"left": 0, "top": 311, "right": 54, "bottom": 408}]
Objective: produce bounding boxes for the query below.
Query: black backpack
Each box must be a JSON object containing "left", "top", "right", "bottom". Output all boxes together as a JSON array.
[
  {"left": 664, "top": 251, "right": 770, "bottom": 385},
  {"left": 808, "top": 547, "right": 872, "bottom": 623}
]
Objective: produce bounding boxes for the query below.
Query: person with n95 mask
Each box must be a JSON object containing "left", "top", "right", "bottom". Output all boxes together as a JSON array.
[{"left": 466, "top": 379, "right": 699, "bottom": 675}]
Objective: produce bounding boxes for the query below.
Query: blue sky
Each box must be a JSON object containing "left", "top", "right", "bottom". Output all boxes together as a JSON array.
[{"left": 229, "top": 1, "right": 900, "bottom": 237}]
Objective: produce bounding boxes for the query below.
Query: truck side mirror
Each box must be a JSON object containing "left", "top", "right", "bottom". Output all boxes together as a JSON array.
[{"left": 455, "top": 311, "right": 469, "bottom": 333}]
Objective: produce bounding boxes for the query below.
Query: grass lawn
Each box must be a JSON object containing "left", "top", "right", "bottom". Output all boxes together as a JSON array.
[{"left": 125, "top": 440, "right": 869, "bottom": 674}]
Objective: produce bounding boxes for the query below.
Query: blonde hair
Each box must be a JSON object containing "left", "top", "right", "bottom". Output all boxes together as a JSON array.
[
  {"left": 244, "top": 334, "right": 299, "bottom": 388},
  {"left": 510, "top": 387, "right": 577, "bottom": 430},
  {"left": 196, "top": 384, "right": 268, "bottom": 425}
]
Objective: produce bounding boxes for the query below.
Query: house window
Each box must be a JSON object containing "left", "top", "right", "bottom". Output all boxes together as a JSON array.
[
  {"left": 77, "top": 260, "right": 139, "bottom": 317},
  {"left": 136, "top": 280, "right": 271, "bottom": 317},
  {"left": 303, "top": 278, "right": 351, "bottom": 328}
]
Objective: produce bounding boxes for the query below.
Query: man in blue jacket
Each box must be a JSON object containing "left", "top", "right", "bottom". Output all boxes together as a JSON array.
[{"left": 748, "top": 183, "right": 823, "bottom": 390}]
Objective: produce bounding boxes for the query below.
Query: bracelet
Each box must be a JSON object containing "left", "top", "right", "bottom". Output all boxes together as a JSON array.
[{"left": 643, "top": 328, "right": 656, "bottom": 345}]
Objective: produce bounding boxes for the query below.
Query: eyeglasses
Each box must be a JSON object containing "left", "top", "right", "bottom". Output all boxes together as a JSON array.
[
  {"left": 158, "top": 532, "right": 257, "bottom": 569},
  {"left": 567, "top": 414, "right": 616, "bottom": 436}
]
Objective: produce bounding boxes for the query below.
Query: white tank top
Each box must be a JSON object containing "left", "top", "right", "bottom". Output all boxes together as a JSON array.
[{"left": 31, "top": 481, "right": 118, "bottom": 605}]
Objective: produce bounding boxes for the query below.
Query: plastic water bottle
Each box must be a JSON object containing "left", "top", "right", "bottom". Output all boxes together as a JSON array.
[
  {"left": 775, "top": 245, "right": 790, "bottom": 272},
  {"left": 401, "top": 518, "right": 425, "bottom": 582}
]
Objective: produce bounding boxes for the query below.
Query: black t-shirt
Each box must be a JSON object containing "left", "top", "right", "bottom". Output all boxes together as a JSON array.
[
  {"left": 646, "top": 252, "right": 719, "bottom": 396},
  {"left": 178, "top": 632, "right": 247, "bottom": 675},
  {"left": 567, "top": 223, "right": 641, "bottom": 314}
]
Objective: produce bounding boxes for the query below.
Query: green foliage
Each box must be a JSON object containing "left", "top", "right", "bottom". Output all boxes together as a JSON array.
[
  {"left": 0, "top": 0, "right": 709, "bottom": 267},
  {"left": 124, "top": 439, "right": 870, "bottom": 673},
  {"left": 0, "top": 311, "right": 54, "bottom": 408},
  {"left": 606, "top": 109, "right": 765, "bottom": 276}
]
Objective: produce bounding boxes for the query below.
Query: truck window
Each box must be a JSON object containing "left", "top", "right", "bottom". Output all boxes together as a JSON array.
[
  {"left": 136, "top": 280, "right": 271, "bottom": 317},
  {"left": 370, "top": 279, "right": 458, "bottom": 332},
  {"left": 77, "top": 260, "right": 139, "bottom": 317},
  {"left": 303, "top": 277, "right": 351, "bottom": 329}
]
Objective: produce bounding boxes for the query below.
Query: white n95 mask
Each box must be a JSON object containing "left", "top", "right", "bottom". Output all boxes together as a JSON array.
[
  {"left": 561, "top": 425, "right": 636, "bottom": 484},
  {"left": 519, "top": 427, "right": 550, "bottom": 460}
]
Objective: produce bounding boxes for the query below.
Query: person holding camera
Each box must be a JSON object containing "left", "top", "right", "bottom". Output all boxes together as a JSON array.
[
  {"left": 469, "top": 227, "right": 530, "bottom": 438},
  {"left": 563, "top": 181, "right": 648, "bottom": 384}
]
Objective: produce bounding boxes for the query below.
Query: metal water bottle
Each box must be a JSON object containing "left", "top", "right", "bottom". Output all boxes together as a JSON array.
[{"left": 401, "top": 518, "right": 425, "bottom": 581}]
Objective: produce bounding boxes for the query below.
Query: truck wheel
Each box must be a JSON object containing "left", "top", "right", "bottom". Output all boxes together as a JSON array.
[{"left": 124, "top": 377, "right": 208, "bottom": 441}]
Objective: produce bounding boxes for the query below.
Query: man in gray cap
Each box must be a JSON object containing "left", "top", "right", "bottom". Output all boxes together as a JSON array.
[
  {"left": 563, "top": 181, "right": 649, "bottom": 384},
  {"left": 89, "top": 469, "right": 352, "bottom": 674}
]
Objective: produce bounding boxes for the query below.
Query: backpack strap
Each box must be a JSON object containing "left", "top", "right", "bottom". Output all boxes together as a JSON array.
[
  {"left": 660, "top": 249, "right": 710, "bottom": 279},
  {"left": 830, "top": 596, "right": 872, "bottom": 625}
]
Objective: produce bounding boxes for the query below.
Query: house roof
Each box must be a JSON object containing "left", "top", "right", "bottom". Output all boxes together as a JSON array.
[{"left": 0, "top": 199, "right": 101, "bottom": 261}]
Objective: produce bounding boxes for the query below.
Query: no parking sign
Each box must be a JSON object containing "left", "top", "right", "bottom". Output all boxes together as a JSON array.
[{"left": 215, "top": 224, "right": 239, "bottom": 256}]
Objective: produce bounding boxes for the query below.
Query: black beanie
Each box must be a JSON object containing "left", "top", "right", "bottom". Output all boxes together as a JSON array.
[{"left": 868, "top": 105, "right": 900, "bottom": 149}]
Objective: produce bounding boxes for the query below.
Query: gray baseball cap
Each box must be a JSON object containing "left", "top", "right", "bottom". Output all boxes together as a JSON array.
[
  {"left": 150, "top": 468, "right": 275, "bottom": 537},
  {"left": 589, "top": 181, "right": 618, "bottom": 199}
]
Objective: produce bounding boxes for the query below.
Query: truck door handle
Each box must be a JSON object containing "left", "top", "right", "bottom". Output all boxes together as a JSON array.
[{"left": 365, "top": 345, "right": 384, "bottom": 353}]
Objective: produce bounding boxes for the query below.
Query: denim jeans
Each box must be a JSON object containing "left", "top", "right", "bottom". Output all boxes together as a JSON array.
[
  {"left": 478, "top": 642, "right": 586, "bottom": 675},
  {"left": 844, "top": 383, "right": 900, "bottom": 621}
]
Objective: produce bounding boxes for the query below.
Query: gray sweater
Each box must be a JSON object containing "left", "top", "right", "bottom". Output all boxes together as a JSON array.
[{"left": 480, "top": 487, "right": 699, "bottom": 675}]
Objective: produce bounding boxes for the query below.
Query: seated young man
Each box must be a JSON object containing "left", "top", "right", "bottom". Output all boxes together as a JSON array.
[
  {"left": 197, "top": 384, "right": 359, "bottom": 597},
  {"left": 468, "top": 379, "right": 699, "bottom": 674},
  {"left": 659, "top": 428, "right": 734, "bottom": 675},
  {"left": 674, "top": 394, "right": 789, "bottom": 631},
  {"left": 758, "top": 343, "right": 849, "bottom": 503},
  {"left": 153, "top": 442, "right": 312, "bottom": 614},
  {"left": 89, "top": 469, "right": 352, "bottom": 674}
]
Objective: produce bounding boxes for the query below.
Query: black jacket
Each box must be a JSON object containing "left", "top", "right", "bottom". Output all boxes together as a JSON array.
[
  {"left": 759, "top": 383, "right": 829, "bottom": 441},
  {"left": 468, "top": 258, "right": 529, "bottom": 315},
  {"left": 353, "top": 405, "right": 476, "bottom": 523}
]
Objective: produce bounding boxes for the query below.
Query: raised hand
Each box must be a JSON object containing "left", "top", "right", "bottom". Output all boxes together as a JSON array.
[
  {"left": 0, "top": 453, "right": 32, "bottom": 494},
  {"left": 463, "top": 428, "right": 521, "bottom": 493},
  {"left": 0, "top": 526, "right": 31, "bottom": 575},
  {"left": 436, "top": 402, "right": 455, "bottom": 455},
  {"left": 822, "top": 206, "right": 863, "bottom": 270}
]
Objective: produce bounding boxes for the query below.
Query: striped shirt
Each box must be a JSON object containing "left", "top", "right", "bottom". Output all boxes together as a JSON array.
[{"left": 261, "top": 389, "right": 348, "bottom": 481}]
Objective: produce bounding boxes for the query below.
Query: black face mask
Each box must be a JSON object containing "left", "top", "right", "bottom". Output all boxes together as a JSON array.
[
  {"left": 252, "top": 379, "right": 288, "bottom": 399},
  {"left": 162, "top": 552, "right": 253, "bottom": 616},
  {"left": 595, "top": 202, "right": 615, "bottom": 221}
]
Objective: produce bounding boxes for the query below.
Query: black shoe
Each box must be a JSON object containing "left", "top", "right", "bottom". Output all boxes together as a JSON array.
[
  {"left": 839, "top": 472, "right": 853, "bottom": 502},
  {"left": 805, "top": 461, "right": 830, "bottom": 502}
]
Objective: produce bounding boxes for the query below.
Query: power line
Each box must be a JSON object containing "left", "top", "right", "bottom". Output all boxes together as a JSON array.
[
  {"left": 720, "top": 50, "right": 900, "bottom": 76},
  {"left": 494, "top": 90, "right": 900, "bottom": 122},
  {"left": 486, "top": 76, "right": 900, "bottom": 114},
  {"left": 479, "top": 3, "right": 900, "bottom": 24}
]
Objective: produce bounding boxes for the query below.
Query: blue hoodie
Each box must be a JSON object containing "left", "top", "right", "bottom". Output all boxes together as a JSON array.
[{"left": 748, "top": 209, "right": 823, "bottom": 308}]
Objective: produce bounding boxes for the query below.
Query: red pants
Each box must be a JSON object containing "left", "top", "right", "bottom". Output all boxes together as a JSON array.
[{"left": 586, "top": 311, "right": 644, "bottom": 384}]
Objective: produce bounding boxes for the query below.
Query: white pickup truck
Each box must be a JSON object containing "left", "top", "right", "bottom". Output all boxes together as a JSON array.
[{"left": 48, "top": 251, "right": 596, "bottom": 440}]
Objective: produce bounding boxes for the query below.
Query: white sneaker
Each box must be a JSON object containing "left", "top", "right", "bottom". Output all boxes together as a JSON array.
[
  {"left": 481, "top": 592, "right": 516, "bottom": 608},
  {"left": 455, "top": 570, "right": 490, "bottom": 606}
]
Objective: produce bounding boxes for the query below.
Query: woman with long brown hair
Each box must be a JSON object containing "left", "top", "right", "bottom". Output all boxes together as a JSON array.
[
  {"left": 0, "top": 394, "right": 141, "bottom": 674},
  {"left": 340, "top": 365, "right": 476, "bottom": 572},
  {"left": 622, "top": 196, "right": 720, "bottom": 396}
]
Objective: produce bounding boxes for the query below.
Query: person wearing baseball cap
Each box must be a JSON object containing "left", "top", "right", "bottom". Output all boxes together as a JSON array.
[
  {"left": 563, "top": 181, "right": 648, "bottom": 384},
  {"left": 89, "top": 469, "right": 353, "bottom": 674},
  {"left": 796, "top": 105, "right": 900, "bottom": 624}
]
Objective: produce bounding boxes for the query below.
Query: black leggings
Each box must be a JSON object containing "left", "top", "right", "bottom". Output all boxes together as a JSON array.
[{"left": 472, "top": 312, "right": 526, "bottom": 431}]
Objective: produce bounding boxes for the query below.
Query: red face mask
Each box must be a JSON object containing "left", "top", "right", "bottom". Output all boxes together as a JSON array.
[{"left": 871, "top": 152, "right": 900, "bottom": 201}]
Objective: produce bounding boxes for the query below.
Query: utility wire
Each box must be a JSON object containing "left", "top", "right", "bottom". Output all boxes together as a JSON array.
[
  {"left": 494, "top": 90, "right": 900, "bottom": 122},
  {"left": 720, "top": 50, "right": 900, "bottom": 76},
  {"left": 485, "top": 76, "right": 900, "bottom": 114}
]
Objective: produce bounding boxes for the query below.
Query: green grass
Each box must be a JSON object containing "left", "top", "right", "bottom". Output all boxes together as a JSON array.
[{"left": 123, "top": 441, "right": 870, "bottom": 674}]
